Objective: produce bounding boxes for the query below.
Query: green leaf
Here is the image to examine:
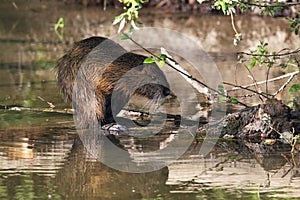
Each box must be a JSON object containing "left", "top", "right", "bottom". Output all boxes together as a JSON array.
[
  {"left": 221, "top": 2, "right": 226, "bottom": 13},
  {"left": 144, "top": 57, "right": 156, "bottom": 64},
  {"left": 120, "top": 33, "right": 129, "bottom": 40},
  {"left": 54, "top": 17, "right": 64, "bottom": 41},
  {"left": 129, "top": 25, "right": 134, "bottom": 32},
  {"left": 279, "top": 63, "right": 287, "bottom": 68},
  {"left": 219, "top": 97, "right": 227, "bottom": 101},
  {"left": 229, "top": 7, "right": 236, "bottom": 14},
  {"left": 22, "top": 100, "right": 32, "bottom": 108},
  {"left": 159, "top": 54, "right": 168, "bottom": 59},
  {"left": 158, "top": 60, "right": 165, "bottom": 67},
  {"left": 248, "top": 59, "right": 256, "bottom": 69},
  {"left": 113, "top": 14, "right": 125, "bottom": 25},
  {"left": 54, "top": 17, "right": 64, "bottom": 30},
  {"left": 289, "top": 84, "right": 300, "bottom": 92},
  {"left": 218, "top": 84, "right": 225, "bottom": 95},
  {"left": 229, "top": 97, "right": 238, "bottom": 104}
]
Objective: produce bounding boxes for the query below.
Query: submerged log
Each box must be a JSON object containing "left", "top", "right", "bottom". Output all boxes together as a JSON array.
[
  {"left": 197, "top": 99, "right": 299, "bottom": 154},
  {"left": 220, "top": 99, "right": 294, "bottom": 141}
]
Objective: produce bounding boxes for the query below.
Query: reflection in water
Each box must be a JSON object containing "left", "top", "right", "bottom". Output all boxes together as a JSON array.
[
  {"left": 0, "top": 123, "right": 299, "bottom": 199},
  {"left": 167, "top": 141, "right": 300, "bottom": 199},
  {"left": 6, "top": 138, "right": 34, "bottom": 159},
  {"left": 56, "top": 136, "right": 169, "bottom": 199},
  {"left": 0, "top": 126, "right": 74, "bottom": 199}
]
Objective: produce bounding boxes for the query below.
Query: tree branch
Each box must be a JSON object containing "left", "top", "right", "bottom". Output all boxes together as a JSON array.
[
  {"left": 237, "top": 49, "right": 300, "bottom": 57},
  {"left": 227, "top": 71, "right": 299, "bottom": 92},
  {"left": 238, "top": 1, "right": 300, "bottom": 8}
]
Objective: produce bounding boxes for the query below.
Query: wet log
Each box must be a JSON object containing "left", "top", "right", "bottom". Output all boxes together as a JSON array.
[
  {"left": 192, "top": 99, "right": 300, "bottom": 159},
  {"left": 199, "top": 99, "right": 299, "bottom": 148}
]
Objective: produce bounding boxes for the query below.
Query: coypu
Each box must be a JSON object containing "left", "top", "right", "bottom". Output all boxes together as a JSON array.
[{"left": 57, "top": 36, "right": 170, "bottom": 127}]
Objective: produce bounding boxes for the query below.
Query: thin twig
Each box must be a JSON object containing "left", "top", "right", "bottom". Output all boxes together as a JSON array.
[
  {"left": 231, "top": 93, "right": 258, "bottom": 98},
  {"left": 237, "top": 49, "right": 300, "bottom": 57},
  {"left": 0, "top": 104, "right": 73, "bottom": 114},
  {"left": 227, "top": 71, "right": 299, "bottom": 92},
  {"left": 273, "top": 71, "right": 299, "bottom": 97},
  {"left": 230, "top": 10, "right": 239, "bottom": 36},
  {"left": 104, "top": 0, "right": 107, "bottom": 10},
  {"left": 223, "top": 82, "right": 269, "bottom": 98},
  {"left": 37, "top": 96, "right": 55, "bottom": 109},
  {"left": 242, "top": 63, "right": 263, "bottom": 101},
  {"left": 161, "top": 47, "right": 208, "bottom": 95},
  {"left": 238, "top": 1, "right": 300, "bottom": 8},
  {"left": 266, "top": 67, "right": 270, "bottom": 96}
]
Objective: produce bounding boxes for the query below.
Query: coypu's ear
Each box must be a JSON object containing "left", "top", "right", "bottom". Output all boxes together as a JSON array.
[
  {"left": 134, "top": 64, "right": 146, "bottom": 72},
  {"left": 134, "top": 64, "right": 158, "bottom": 75}
]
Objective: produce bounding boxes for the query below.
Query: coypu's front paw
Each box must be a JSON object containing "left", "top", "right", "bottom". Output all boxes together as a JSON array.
[{"left": 101, "top": 123, "right": 129, "bottom": 136}]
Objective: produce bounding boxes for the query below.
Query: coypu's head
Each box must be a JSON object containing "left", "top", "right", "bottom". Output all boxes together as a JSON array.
[
  {"left": 101, "top": 52, "right": 171, "bottom": 101},
  {"left": 131, "top": 66, "right": 171, "bottom": 99}
]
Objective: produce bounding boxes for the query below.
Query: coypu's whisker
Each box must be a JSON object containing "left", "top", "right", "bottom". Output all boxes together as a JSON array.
[
  {"left": 154, "top": 94, "right": 161, "bottom": 109},
  {"left": 149, "top": 94, "right": 163, "bottom": 114},
  {"left": 143, "top": 98, "right": 154, "bottom": 111}
]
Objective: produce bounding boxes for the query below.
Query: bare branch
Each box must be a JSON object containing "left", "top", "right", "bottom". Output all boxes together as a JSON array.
[
  {"left": 237, "top": 49, "right": 300, "bottom": 57},
  {"left": 227, "top": 71, "right": 299, "bottom": 92},
  {"left": 223, "top": 81, "right": 270, "bottom": 98},
  {"left": 238, "top": 1, "right": 300, "bottom": 8},
  {"left": 160, "top": 48, "right": 209, "bottom": 95},
  {"left": 273, "top": 71, "right": 299, "bottom": 97}
]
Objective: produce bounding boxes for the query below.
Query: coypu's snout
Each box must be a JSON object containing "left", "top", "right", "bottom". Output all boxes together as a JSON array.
[{"left": 135, "top": 83, "right": 171, "bottom": 100}]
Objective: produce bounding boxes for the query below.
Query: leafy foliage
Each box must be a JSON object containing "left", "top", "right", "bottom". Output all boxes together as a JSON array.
[
  {"left": 218, "top": 85, "right": 238, "bottom": 103},
  {"left": 247, "top": 41, "right": 277, "bottom": 69},
  {"left": 212, "top": 0, "right": 237, "bottom": 15},
  {"left": 143, "top": 54, "right": 168, "bottom": 67},
  {"left": 113, "top": 0, "right": 148, "bottom": 32},
  {"left": 211, "top": 0, "right": 300, "bottom": 45},
  {"left": 54, "top": 17, "right": 64, "bottom": 41},
  {"left": 289, "top": 84, "right": 300, "bottom": 92},
  {"left": 213, "top": 0, "right": 296, "bottom": 16},
  {"left": 288, "top": 14, "right": 300, "bottom": 35},
  {"left": 120, "top": 32, "right": 130, "bottom": 40}
]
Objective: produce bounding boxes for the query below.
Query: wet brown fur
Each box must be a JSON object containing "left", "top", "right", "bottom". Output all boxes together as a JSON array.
[{"left": 57, "top": 37, "right": 169, "bottom": 126}]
